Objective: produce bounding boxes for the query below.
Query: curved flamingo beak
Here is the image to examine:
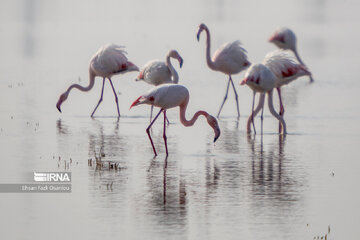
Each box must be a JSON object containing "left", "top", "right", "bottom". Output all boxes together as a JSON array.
[
  {"left": 196, "top": 28, "right": 202, "bottom": 41},
  {"left": 178, "top": 57, "right": 183, "bottom": 68},
  {"left": 240, "top": 78, "right": 247, "bottom": 85},
  {"left": 214, "top": 126, "right": 221, "bottom": 143},
  {"left": 136, "top": 71, "right": 144, "bottom": 81},
  {"left": 206, "top": 115, "right": 221, "bottom": 143},
  {"left": 56, "top": 103, "right": 62, "bottom": 113},
  {"left": 130, "top": 96, "right": 142, "bottom": 109},
  {"left": 56, "top": 97, "right": 63, "bottom": 113}
]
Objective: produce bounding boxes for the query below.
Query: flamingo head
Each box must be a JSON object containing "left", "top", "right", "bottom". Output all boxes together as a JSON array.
[
  {"left": 197, "top": 23, "right": 208, "bottom": 41},
  {"left": 169, "top": 50, "right": 183, "bottom": 68},
  {"left": 135, "top": 70, "right": 144, "bottom": 81},
  {"left": 206, "top": 114, "right": 221, "bottom": 143},
  {"left": 130, "top": 95, "right": 154, "bottom": 109},
  {"left": 56, "top": 92, "right": 68, "bottom": 113},
  {"left": 269, "top": 27, "right": 297, "bottom": 51}
]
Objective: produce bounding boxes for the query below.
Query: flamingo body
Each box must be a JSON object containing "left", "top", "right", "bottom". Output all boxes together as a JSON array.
[
  {"left": 197, "top": 23, "right": 250, "bottom": 118},
  {"left": 263, "top": 50, "right": 311, "bottom": 87},
  {"left": 212, "top": 40, "right": 250, "bottom": 74},
  {"left": 134, "top": 83, "right": 189, "bottom": 110},
  {"left": 130, "top": 83, "right": 221, "bottom": 156},
  {"left": 90, "top": 44, "right": 134, "bottom": 77},
  {"left": 136, "top": 50, "right": 183, "bottom": 86},
  {"left": 137, "top": 60, "right": 173, "bottom": 85},
  {"left": 56, "top": 44, "right": 139, "bottom": 117},
  {"left": 241, "top": 64, "right": 276, "bottom": 92}
]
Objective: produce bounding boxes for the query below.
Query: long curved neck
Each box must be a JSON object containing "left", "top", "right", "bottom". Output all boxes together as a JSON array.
[
  {"left": 293, "top": 49, "right": 314, "bottom": 82},
  {"left": 203, "top": 28, "right": 217, "bottom": 70},
  {"left": 293, "top": 48, "right": 304, "bottom": 66},
  {"left": 65, "top": 72, "right": 96, "bottom": 97},
  {"left": 267, "top": 90, "right": 287, "bottom": 134},
  {"left": 166, "top": 55, "right": 179, "bottom": 84},
  {"left": 179, "top": 100, "right": 208, "bottom": 127}
]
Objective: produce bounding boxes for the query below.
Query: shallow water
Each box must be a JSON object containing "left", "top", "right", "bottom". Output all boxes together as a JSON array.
[{"left": 1, "top": 0, "right": 360, "bottom": 239}]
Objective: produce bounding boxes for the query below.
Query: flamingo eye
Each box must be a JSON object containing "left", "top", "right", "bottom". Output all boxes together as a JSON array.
[
  {"left": 121, "top": 63, "right": 127, "bottom": 69},
  {"left": 149, "top": 96, "right": 155, "bottom": 101}
]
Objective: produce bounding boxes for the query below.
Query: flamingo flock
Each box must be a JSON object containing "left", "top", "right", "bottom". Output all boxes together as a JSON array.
[{"left": 56, "top": 23, "right": 313, "bottom": 157}]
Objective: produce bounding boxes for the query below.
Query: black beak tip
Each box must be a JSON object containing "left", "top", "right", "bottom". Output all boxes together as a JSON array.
[{"left": 56, "top": 106, "right": 61, "bottom": 113}]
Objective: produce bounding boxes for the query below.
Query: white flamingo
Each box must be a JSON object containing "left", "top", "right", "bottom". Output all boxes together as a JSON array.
[
  {"left": 56, "top": 44, "right": 139, "bottom": 117},
  {"left": 136, "top": 50, "right": 183, "bottom": 121},
  {"left": 197, "top": 23, "right": 250, "bottom": 118},
  {"left": 130, "top": 83, "right": 221, "bottom": 157},
  {"left": 241, "top": 64, "right": 287, "bottom": 135},
  {"left": 269, "top": 27, "right": 314, "bottom": 82}
]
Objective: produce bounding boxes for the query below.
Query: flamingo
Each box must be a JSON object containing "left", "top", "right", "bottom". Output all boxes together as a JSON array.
[
  {"left": 240, "top": 64, "right": 287, "bottom": 135},
  {"left": 197, "top": 23, "right": 250, "bottom": 119},
  {"left": 56, "top": 44, "right": 139, "bottom": 117},
  {"left": 130, "top": 83, "right": 221, "bottom": 157},
  {"left": 262, "top": 50, "right": 311, "bottom": 132},
  {"left": 269, "top": 27, "right": 314, "bottom": 82},
  {"left": 136, "top": 50, "right": 183, "bottom": 121}
]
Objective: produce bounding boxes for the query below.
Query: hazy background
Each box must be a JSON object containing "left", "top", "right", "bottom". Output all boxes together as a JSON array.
[{"left": 0, "top": 0, "right": 359, "bottom": 239}]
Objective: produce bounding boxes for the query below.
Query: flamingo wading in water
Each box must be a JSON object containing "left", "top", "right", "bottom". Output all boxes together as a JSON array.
[
  {"left": 262, "top": 50, "right": 311, "bottom": 132},
  {"left": 56, "top": 44, "right": 139, "bottom": 117},
  {"left": 197, "top": 23, "right": 250, "bottom": 119},
  {"left": 241, "top": 64, "right": 287, "bottom": 135},
  {"left": 269, "top": 27, "right": 314, "bottom": 82},
  {"left": 130, "top": 83, "right": 221, "bottom": 157},
  {"left": 136, "top": 50, "right": 183, "bottom": 121}
]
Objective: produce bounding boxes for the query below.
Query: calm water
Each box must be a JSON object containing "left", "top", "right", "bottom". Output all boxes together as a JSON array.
[{"left": 1, "top": 0, "right": 360, "bottom": 239}]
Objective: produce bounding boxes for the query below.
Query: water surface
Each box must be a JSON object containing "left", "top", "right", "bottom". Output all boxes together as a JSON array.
[{"left": 0, "top": 0, "right": 360, "bottom": 239}]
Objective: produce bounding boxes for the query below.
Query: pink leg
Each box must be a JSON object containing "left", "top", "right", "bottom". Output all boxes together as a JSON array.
[
  {"left": 109, "top": 78, "right": 120, "bottom": 117},
  {"left": 230, "top": 76, "right": 240, "bottom": 119},
  {"left": 260, "top": 102, "right": 265, "bottom": 136},
  {"left": 91, "top": 78, "right": 106, "bottom": 117},
  {"left": 276, "top": 88, "right": 284, "bottom": 133},
  {"left": 146, "top": 109, "right": 163, "bottom": 157},
  {"left": 163, "top": 110, "right": 169, "bottom": 156},
  {"left": 251, "top": 91, "right": 256, "bottom": 135},
  {"left": 150, "top": 105, "right": 169, "bottom": 125},
  {"left": 217, "top": 78, "right": 230, "bottom": 118},
  {"left": 150, "top": 105, "right": 153, "bottom": 123}
]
